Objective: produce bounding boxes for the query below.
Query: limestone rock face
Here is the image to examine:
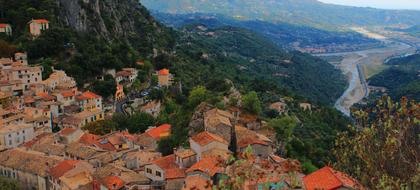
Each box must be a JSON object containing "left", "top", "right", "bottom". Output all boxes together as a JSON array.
[{"left": 56, "top": 0, "right": 172, "bottom": 52}]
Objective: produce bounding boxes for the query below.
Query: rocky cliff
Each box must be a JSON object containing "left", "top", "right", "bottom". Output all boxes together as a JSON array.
[{"left": 56, "top": 0, "right": 174, "bottom": 54}]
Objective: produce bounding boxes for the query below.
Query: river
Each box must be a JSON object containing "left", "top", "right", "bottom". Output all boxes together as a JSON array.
[{"left": 317, "top": 40, "right": 416, "bottom": 116}]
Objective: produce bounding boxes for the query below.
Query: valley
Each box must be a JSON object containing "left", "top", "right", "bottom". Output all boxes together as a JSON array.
[{"left": 319, "top": 32, "right": 416, "bottom": 116}]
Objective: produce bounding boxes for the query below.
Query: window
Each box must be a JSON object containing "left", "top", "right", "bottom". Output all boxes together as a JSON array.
[
  {"left": 146, "top": 168, "right": 152, "bottom": 174},
  {"left": 156, "top": 171, "right": 162, "bottom": 177}
]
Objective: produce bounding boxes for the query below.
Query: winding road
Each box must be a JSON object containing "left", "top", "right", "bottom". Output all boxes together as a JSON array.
[{"left": 317, "top": 38, "right": 416, "bottom": 116}]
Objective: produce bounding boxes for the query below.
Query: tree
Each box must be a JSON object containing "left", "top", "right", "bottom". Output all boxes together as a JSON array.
[
  {"left": 268, "top": 116, "right": 298, "bottom": 156},
  {"left": 334, "top": 97, "right": 420, "bottom": 189},
  {"left": 127, "top": 112, "right": 155, "bottom": 133},
  {"left": 242, "top": 91, "right": 262, "bottom": 115},
  {"left": 0, "top": 176, "right": 20, "bottom": 190},
  {"left": 90, "top": 75, "right": 116, "bottom": 99},
  {"left": 82, "top": 120, "right": 118, "bottom": 135},
  {"left": 188, "top": 86, "right": 208, "bottom": 108},
  {"left": 0, "top": 40, "right": 16, "bottom": 58}
]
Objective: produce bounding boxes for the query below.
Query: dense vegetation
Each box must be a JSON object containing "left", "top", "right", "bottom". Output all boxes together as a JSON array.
[
  {"left": 153, "top": 12, "right": 380, "bottom": 51},
  {"left": 334, "top": 97, "right": 420, "bottom": 189},
  {"left": 172, "top": 25, "right": 347, "bottom": 105},
  {"left": 389, "top": 25, "right": 420, "bottom": 37},
  {"left": 369, "top": 53, "right": 420, "bottom": 101},
  {"left": 0, "top": 176, "right": 20, "bottom": 190},
  {"left": 141, "top": 0, "right": 420, "bottom": 29}
]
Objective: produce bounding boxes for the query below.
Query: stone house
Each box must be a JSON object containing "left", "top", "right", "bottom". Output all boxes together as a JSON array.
[
  {"left": 140, "top": 100, "right": 161, "bottom": 118},
  {"left": 204, "top": 108, "right": 234, "bottom": 143},
  {"left": 174, "top": 148, "right": 197, "bottom": 169},
  {"left": 235, "top": 125, "right": 273, "bottom": 158},
  {"left": 125, "top": 151, "right": 162, "bottom": 171},
  {"left": 189, "top": 131, "right": 229, "bottom": 161},
  {"left": 58, "top": 128, "right": 84, "bottom": 144}
]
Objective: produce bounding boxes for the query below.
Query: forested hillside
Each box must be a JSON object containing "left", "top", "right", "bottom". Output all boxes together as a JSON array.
[
  {"left": 369, "top": 53, "right": 420, "bottom": 101},
  {"left": 141, "top": 0, "right": 420, "bottom": 29},
  {"left": 172, "top": 25, "right": 347, "bottom": 105},
  {"left": 152, "top": 12, "right": 381, "bottom": 52}
]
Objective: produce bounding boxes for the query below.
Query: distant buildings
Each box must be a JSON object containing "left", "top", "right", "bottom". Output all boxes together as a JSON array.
[
  {"left": 0, "top": 23, "right": 12, "bottom": 36},
  {"left": 29, "top": 19, "right": 49, "bottom": 36}
]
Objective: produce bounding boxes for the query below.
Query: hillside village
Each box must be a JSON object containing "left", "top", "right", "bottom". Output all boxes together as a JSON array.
[{"left": 0, "top": 19, "right": 370, "bottom": 190}]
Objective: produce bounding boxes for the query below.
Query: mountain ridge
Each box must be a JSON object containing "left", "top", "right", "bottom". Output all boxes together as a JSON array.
[{"left": 140, "top": 0, "right": 420, "bottom": 29}]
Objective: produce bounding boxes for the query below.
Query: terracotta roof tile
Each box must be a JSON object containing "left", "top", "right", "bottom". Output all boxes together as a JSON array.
[
  {"left": 158, "top": 69, "right": 170, "bottom": 76},
  {"left": 49, "top": 160, "right": 80, "bottom": 179},
  {"left": 59, "top": 128, "right": 77, "bottom": 136},
  {"left": 151, "top": 155, "right": 185, "bottom": 179},
  {"left": 145, "top": 124, "right": 171, "bottom": 140},
  {"left": 79, "top": 133, "right": 100, "bottom": 145},
  {"left": 186, "top": 157, "right": 224, "bottom": 177},
  {"left": 101, "top": 176, "right": 125, "bottom": 190},
  {"left": 0, "top": 23, "right": 10, "bottom": 28},
  {"left": 191, "top": 131, "right": 228, "bottom": 146},
  {"left": 76, "top": 91, "right": 101, "bottom": 101},
  {"left": 32, "top": 19, "right": 49, "bottom": 24},
  {"left": 303, "top": 166, "right": 364, "bottom": 190}
]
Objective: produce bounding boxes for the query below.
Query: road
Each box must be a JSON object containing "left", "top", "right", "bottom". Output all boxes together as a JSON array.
[{"left": 317, "top": 39, "right": 416, "bottom": 116}]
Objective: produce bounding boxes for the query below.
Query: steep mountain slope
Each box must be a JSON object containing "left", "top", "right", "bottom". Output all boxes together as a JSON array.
[
  {"left": 369, "top": 53, "right": 420, "bottom": 101},
  {"left": 140, "top": 0, "right": 420, "bottom": 29},
  {"left": 152, "top": 12, "right": 381, "bottom": 52},
  {"left": 173, "top": 25, "right": 347, "bottom": 105}
]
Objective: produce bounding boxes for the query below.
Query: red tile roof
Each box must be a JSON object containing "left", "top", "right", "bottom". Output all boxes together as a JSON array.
[
  {"left": 182, "top": 175, "right": 213, "bottom": 190},
  {"left": 237, "top": 137, "right": 269, "bottom": 148},
  {"left": 191, "top": 131, "right": 228, "bottom": 146},
  {"left": 49, "top": 160, "right": 80, "bottom": 179},
  {"left": 37, "top": 92, "right": 55, "bottom": 101},
  {"left": 151, "top": 155, "right": 185, "bottom": 179},
  {"left": 32, "top": 19, "right": 49, "bottom": 24},
  {"left": 79, "top": 133, "right": 99, "bottom": 145},
  {"left": 158, "top": 69, "right": 170, "bottom": 76},
  {"left": 101, "top": 176, "right": 125, "bottom": 190},
  {"left": 59, "top": 128, "right": 77, "bottom": 136},
  {"left": 303, "top": 166, "right": 363, "bottom": 190},
  {"left": 61, "top": 91, "right": 75, "bottom": 98},
  {"left": 186, "top": 157, "right": 223, "bottom": 177},
  {"left": 0, "top": 23, "right": 10, "bottom": 28},
  {"left": 76, "top": 91, "right": 102, "bottom": 101},
  {"left": 145, "top": 124, "right": 171, "bottom": 140}
]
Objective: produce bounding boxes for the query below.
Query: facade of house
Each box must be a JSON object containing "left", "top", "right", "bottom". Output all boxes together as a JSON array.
[
  {"left": 0, "top": 148, "right": 62, "bottom": 190},
  {"left": 0, "top": 23, "right": 12, "bottom": 35},
  {"left": 0, "top": 124, "right": 34, "bottom": 150},
  {"left": 115, "top": 84, "right": 125, "bottom": 101},
  {"left": 29, "top": 19, "right": 49, "bottom": 36},
  {"left": 76, "top": 91, "right": 103, "bottom": 111},
  {"left": 144, "top": 155, "right": 186, "bottom": 190},
  {"left": 157, "top": 69, "right": 174, "bottom": 87},
  {"left": 190, "top": 131, "right": 229, "bottom": 161}
]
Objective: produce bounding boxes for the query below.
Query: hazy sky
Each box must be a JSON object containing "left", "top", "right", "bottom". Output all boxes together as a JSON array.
[{"left": 319, "top": 0, "right": 420, "bottom": 10}]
